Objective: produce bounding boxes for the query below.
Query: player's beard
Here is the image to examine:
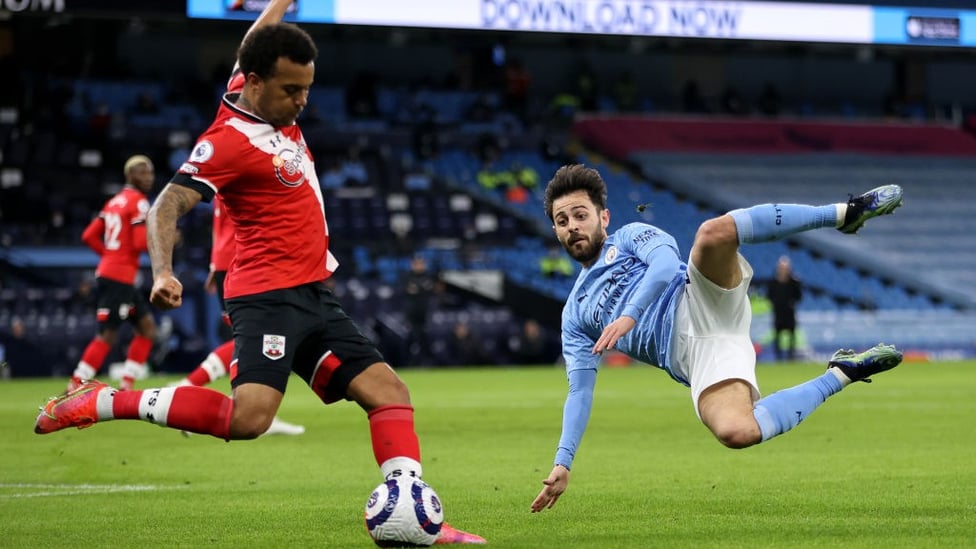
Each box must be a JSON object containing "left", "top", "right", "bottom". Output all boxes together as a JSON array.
[{"left": 563, "top": 227, "right": 605, "bottom": 266}]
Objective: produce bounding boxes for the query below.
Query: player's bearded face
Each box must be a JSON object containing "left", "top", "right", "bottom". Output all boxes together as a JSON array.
[
  {"left": 552, "top": 192, "right": 609, "bottom": 266},
  {"left": 255, "top": 58, "right": 315, "bottom": 127},
  {"left": 562, "top": 221, "right": 606, "bottom": 264}
]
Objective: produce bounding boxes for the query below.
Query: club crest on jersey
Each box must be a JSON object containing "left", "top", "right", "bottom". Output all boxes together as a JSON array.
[
  {"left": 605, "top": 246, "right": 618, "bottom": 264},
  {"left": 262, "top": 334, "right": 286, "bottom": 360},
  {"left": 272, "top": 144, "right": 307, "bottom": 187}
]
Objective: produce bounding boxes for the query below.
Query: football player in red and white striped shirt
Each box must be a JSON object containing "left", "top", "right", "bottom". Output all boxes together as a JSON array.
[
  {"left": 69, "top": 155, "right": 157, "bottom": 392},
  {"left": 36, "top": 0, "right": 483, "bottom": 543}
]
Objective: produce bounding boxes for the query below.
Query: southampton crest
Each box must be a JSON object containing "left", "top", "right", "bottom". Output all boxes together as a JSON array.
[{"left": 262, "top": 334, "right": 286, "bottom": 360}]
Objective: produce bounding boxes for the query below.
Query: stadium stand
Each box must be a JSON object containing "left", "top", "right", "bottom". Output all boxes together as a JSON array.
[
  {"left": 4, "top": 15, "right": 976, "bottom": 372},
  {"left": 633, "top": 153, "right": 976, "bottom": 307},
  {"left": 558, "top": 116, "right": 976, "bottom": 357}
]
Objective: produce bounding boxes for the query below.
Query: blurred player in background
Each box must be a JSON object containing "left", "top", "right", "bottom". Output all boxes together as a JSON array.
[
  {"left": 173, "top": 195, "right": 304, "bottom": 436},
  {"left": 36, "top": 0, "right": 483, "bottom": 543},
  {"left": 531, "top": 164, "right": 904, "bottom": 513},
  {"left": 68, "top": 155, "right": 157, "bottom": 392},
  {"left": 766, "top": 255, "right": 803, "bottom": 361}
]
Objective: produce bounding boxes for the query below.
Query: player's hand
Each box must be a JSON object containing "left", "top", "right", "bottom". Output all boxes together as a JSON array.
[
  {"left": 150, "top": 274, "right": 184, "bottom": 310},
  {"left": 204, "top": 269, "right": 217, "bottom": 294},
  {"left": 530, "top": 465, "right": 570, "bottom": 513},
  {"left": 592, "top": 315, "right": 636, "bottom": 354}
]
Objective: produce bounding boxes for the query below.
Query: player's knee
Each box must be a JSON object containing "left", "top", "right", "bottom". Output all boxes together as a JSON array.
[
  {"left": 141, "top": 323, "right": 157, "bottom": 339},
  {"left": 694, "top": 216, "right": 737, "bottom": 250},
  {"left": 349, "top": 363, "right": 412, "bottom": 409},
  {"left": 137, "top": 315, "right": 157, "bottom": 340},
  {"left": 99, "top": 330, "right": 119, "bottom": 347},
  {"left": 710, "top": 420, "right": 761, "bottom": 449},
  {"left": 375, "top": 367, "right": 411, "bottom": 403},
  {"left": 229, "top": 410, "right": 274, "bottom": 440}
]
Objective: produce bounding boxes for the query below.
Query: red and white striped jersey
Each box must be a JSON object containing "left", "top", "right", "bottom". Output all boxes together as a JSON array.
[
  {"left": 81, "top": 186, "right": 149, "bottom": 285},
  {"left": 171, "top": 71, "right": 337, "bottom": 299}
]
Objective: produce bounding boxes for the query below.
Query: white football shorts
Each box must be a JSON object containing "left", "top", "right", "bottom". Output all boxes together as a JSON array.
[{"left": 671, "top": 252, "right": 760, "bottom": 419}]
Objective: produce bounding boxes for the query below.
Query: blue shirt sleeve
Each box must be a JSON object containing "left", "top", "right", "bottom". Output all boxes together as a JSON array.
[
  {"left": 554, "top": 367, "right": 597, "bottom": 469},
  {"left": 619, "top": 245, "right": 683, "bottom": 321},
  {"left": 561, "top": 301, "right": 601, "bottom": 373},
  {"left": 616, "top": 224, "right": 682, "bottom": 321}
]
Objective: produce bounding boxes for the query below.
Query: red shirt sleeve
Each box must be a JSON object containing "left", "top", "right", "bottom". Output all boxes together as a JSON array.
[
  {"left": 81, "top": 216, "right": 106, "bottom": 255},
  {"left": 131, "top": 222, "right": 147, "bottom": 252}
]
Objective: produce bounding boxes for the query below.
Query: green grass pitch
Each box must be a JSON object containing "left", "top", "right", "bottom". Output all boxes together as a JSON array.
[{"left": 1, "top": 360, "right": 974, "bottom": 548}]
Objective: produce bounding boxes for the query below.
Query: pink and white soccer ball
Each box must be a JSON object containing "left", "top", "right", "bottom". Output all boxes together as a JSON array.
[{"left": 364, "top": 475, "right": 444, "bottom": 547}]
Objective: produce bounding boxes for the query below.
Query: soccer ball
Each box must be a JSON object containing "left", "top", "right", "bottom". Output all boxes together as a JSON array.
[{"left": 364, "top": 475, "right": 444, "bottom": 547}]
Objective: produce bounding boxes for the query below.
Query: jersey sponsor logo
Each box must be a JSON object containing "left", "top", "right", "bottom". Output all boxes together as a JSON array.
[
  {"left": 262, "top": 334, "right": 286, "bottom": 360},
  {"left": 190, "top": 140, "right": 215, "bottom": 163},
  {"left": 593, "top": 255, "right": 639, "bottom": 327},
  {"left": 178, "top": 162, "right": 199, "bottom": 175},
  {"left": 633, "top": 228, "right": 659, "bottom": 244},
  {"left": 604, "top": 245, "right": 618, "bottom": 264},
  {"left": 271, "top": 143, "right": 307, "bottom": 187}
]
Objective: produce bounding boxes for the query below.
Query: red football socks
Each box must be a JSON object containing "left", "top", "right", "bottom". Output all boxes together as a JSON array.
[
  {"left": 111, "top": 386, "right": 233, "bottom": 440},
  {"left": 125, "top": 334, "right": 153, "bottom": 364},
  {"left": 368, "top": 404, "right": 421, "bottom": 466},
  {"left": 74, "top": 337, "right": 111, "bottom": 379},
  {"left": 186, "top": 340, "right": 234, "bottom": 386}
]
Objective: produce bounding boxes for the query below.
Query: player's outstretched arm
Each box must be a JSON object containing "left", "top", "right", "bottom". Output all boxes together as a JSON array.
[
  {"left": 147, "top": 183, "right": 201, "bottom": 310},
  {"left": 531, "top": 367, "right": 597, "bottom": 513},
  {"left": 531, "top": 465, "right": 570, "bottom": 513},
  {"left": 244, "top": 0, "right": 294, "bottom": 44}
]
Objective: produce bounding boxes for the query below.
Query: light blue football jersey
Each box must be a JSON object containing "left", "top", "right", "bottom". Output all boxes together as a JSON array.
[{"left": 561, "top": 222, "right": 689, "bottom": 385}]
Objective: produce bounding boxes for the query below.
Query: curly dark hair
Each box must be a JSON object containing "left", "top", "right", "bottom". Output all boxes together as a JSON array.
[
  {"left": 543, "top": 164, "right": 608, "bottom": 221},
  {"left": 237, "top": 23, "right": 318, "bottom": 80}
]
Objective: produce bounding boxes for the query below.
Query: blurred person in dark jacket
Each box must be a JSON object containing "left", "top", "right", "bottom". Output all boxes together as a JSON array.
[
  {"left": 403, "top": 255, "right": 436, "bottom": 365},
  {"left": 766, "top": 256, "right": 803, "bottom": 360}
]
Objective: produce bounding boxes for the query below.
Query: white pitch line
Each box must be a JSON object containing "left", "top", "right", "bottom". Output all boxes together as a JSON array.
[{"left": 0, "top": 483, "right": 180, "bottom": 499}]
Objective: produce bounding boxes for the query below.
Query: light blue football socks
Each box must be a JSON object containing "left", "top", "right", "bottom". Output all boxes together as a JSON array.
[
  {"left": 730, "top": 200, "right": 851, "bottom": 440},
  {"left": 729, "top": 204, "right": 839, "bottom": 244},
  {"left": 752, "top": 371, "right": 844, "bottom": 441}
]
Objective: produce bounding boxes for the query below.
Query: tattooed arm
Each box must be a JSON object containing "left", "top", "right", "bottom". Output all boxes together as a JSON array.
[{"left": 147, "top": 184, "right": 202, "bottom": 310}]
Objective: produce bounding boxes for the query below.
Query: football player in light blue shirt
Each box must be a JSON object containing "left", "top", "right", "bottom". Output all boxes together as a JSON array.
[{"left": 531, "top": 164, "right": 905, "bottom": 513}]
